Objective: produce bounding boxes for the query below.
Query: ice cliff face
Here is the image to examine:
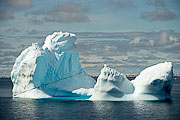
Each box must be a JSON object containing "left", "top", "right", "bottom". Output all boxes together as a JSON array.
[
  {"left": 11, "top": 32, "right": 96, "bottom": 98},
  {"left": 89, "top": 65, "right": 135, "bottom": 101}
]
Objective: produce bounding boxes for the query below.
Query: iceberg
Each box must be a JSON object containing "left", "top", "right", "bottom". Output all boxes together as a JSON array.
[
  {"left": 89, "top": 62, "right": 173, "bottom": 101},
  {"left": 11, "top": 31, "right": 174, "bottom": 101},
  {"left": 89, "top": 65, "right": 135, "bottom": 101},
  {"left": 11, "top": 32, "right": 96, "bottom": 98}
]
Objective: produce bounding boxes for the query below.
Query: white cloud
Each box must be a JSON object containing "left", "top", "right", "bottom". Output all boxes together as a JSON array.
[
  {"left": 6, "top": 0, "right": 32, "bottom": 8},
  {"left": 141, "top": 9, "right": 176, "bottom": 21}
]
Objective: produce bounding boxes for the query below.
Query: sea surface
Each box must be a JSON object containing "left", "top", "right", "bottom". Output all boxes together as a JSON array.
[{"left": 0, "top": 77, "right": 180, "bottom": 120}]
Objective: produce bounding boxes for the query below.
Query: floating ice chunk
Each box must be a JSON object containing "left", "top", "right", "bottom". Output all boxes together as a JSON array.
[{"left": 72, "top": 88, "right": 94, "bottom": 96}]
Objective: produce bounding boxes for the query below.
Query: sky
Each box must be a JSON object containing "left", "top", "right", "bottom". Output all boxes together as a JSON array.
[{"left": 0, "top": 0, "right": 180, "bottom": 77}]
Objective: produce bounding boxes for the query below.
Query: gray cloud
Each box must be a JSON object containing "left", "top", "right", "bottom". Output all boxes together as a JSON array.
[
  {"left": 141, "top": 8, "right": 176, "bottom": 21},
  {"left": 27, "top": 29, "right": 39, "bottom": 35},
  {"left": 0, "top": 56, "right": 14, "bottom": 65},
  {"left": 0, "top": 9, "right": 14, "bottom": 21},
  {"left": 76, "top": 31, "right": 180, "bottom": 64},
  {"left": 26, "top": 2, "right": 90, "bottom": 23},
  {"left": 1, "top": 31, "right": 180, "bottom": 77},
  {"left": 81, "top": 61, "right": 103, "bottom": 64},
  {"left": 122, "top": 58, "right": 147, "bottom": 64},
  {"left": 0, "top": 61, "right": 14, "bottom": 66},
  {"left": 146, "top": 0, "right": 165, "bottom": 7},
  {"left": 109, "top": 0, "right": 136, "bottom": 9},
  {"left": 6, "top": 28, "right": 21, "bottom": 33},
  {"left": 45, "top": 2, "right": 90, "bottom": 23},
  {"left": 28, "top": 18, "right": 43, "bottom": 25},
  {"left": 3, "top": 51, "right": 19, "bottom": 57},
  {"left": 0, "top": 41, "right": 15, "bottom": 49},
  {"left": 6, "top": 0, "right": 32, "bottom": 8}
]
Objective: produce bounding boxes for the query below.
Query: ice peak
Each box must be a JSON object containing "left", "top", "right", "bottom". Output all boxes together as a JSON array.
[
  {"left": 31, "top": 43, "right": 40, "bottom": 50},
  {"left": 104, "top": 64, "right": 107, "bottom": 68},
  {"left": 42, "top": 31, "right": 77, "bottom": 53}
]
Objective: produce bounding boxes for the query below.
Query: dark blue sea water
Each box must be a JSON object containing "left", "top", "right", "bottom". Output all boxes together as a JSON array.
[{"left": 0, "top": 77, "right": 180, "bottom": 120}]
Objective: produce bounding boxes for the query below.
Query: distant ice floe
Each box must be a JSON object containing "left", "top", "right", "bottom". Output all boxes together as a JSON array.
[{"left": 11, "top": 31, "right": 173, "bottom": 101}]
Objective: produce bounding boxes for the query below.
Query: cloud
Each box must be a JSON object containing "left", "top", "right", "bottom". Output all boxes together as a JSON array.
[
  {"left": 0, "top": 9, "right": 14, "bottom": 21},
  {"left": 6, "top": 0, "right": 32, "bottom": 8},
  {"left": 26, "top": 2, "right": 90, "bottom": 23},
  {"left": 27, "top": 29, "right": 39, "bottom": 35},
  {"left": 6, "top": 28, "right": 21, "bottom": 33},
  {"left": 76, "top": 31, "right": 180, "bottom": 60},
  {"left": 129, "top": 37, "right": 155, "bottom": 47},
  {"left": 45, "top": 2, "right": 90, "bottom": 23},
  {"left": 146, "top": 0, "right": 165, "bottom": 7},
  {"left": 109, "top": 0, "right": 136, "bottom": 9},
  {"left": 81, "top": 61, "right": 102, "bottom": 64},
  {"left": 0, "top": 41, "right": 15, "bottom": 49},
  {"left": 3, "top": 51, "right": 20, "bottom": 57},
  {"left": 141, "top": 8, "right": 176, "bottom": 21},
  {"left": 1, "top": 31, "right": 180, "bottom": 77},
  {"left": 28, "top": 17, "right": 43, "bottom": 25}
]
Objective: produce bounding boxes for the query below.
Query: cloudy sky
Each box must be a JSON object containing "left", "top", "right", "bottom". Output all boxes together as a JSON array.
[{"left": 0, "top": 0, "right": 180, "bottom": 77}]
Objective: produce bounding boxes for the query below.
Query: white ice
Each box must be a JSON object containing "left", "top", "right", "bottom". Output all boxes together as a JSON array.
[
  {"left": 89, "top": 65, "right": 135, "bottom": 101},
  {"left": 89, "top": 62, "right": 173, "bottom": 101},
  {"left": 131, "top": 62, "right": 173, "bottom": 100},
  {"left": 11, "top": 32, "right": 96, "bottom": 98}
]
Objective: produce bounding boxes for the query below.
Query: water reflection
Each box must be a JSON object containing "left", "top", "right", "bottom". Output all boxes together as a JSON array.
[
  {"left": 132, "top": 101, "right": 174, "bottom": 120},
  {"left": 92, "top": 101, "right": 138, "bottom": 119},
  {"left": 1, "top": 98, "right": 179, "bottom": 120},
  {"left": 11, "top": 98, "right": 39, "bottom": 119}
]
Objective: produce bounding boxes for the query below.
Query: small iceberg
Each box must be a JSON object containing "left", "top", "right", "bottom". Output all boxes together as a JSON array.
[{"left": 89, "top": 62, "right": 173, "bottom": 101}]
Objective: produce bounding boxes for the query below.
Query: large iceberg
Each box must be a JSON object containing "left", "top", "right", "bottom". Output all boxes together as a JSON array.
[
  {"left": 11, "top": 31, "right": 174, "bottom": 101},
  {"left": 11, "top": 32, "right": 96, "bottom": 98}
]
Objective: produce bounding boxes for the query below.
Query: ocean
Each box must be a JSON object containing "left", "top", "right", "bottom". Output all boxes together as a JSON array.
[{"left": 0, "top": 77, "right": 180, "bottom": 120}]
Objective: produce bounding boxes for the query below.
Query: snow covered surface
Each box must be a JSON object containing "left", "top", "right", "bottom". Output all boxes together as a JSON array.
[
  {"left": 89, "top": 65, "right": 135, "bottom": 101},
  {"left": 11, "top": 32, "right": 96, "bottom": 98},
  {"left": 72, "top": 88, "right": 94, "bottom": 96},
  {"left": 131, "top": 62, "right": 173, "bottom": 100}
]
